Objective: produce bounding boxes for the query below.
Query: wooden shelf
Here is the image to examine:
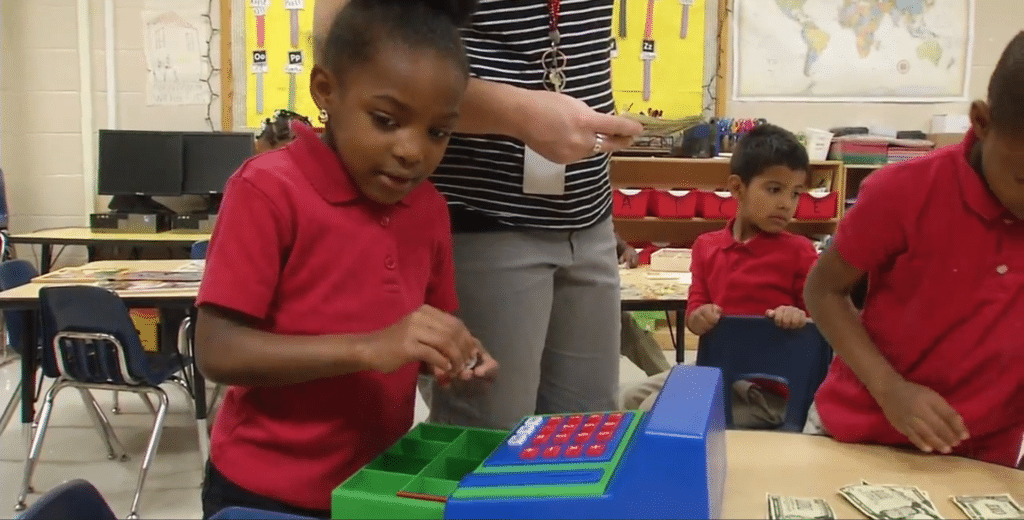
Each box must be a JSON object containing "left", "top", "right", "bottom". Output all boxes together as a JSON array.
[
  {"left": 610, "top": 157, "right": 844, "bottom": 190},
  {"left": 613, "top": 218, "right": 839, "bottom": 246},
  {"left": 843, "top": 164, "right": 887, "bottom": 169},
  {"left": 609, "top": 156, "right": 846, "bottom": 245}
]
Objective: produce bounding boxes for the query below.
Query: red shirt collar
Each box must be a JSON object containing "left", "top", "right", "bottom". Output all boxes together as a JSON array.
[
  {"left": 722, "top": 218, "right": 788, "bottom": 247},
  {"left": 286, "top": 124, "right": 410, "bottom": 207},
  {"left": 956, "top": 129, "right": 1008, "bottom": 221}
]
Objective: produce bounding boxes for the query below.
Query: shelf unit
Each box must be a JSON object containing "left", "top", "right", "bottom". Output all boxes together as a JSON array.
[{"left": 609, "top": 157, "right": 847, "bottom": 246}]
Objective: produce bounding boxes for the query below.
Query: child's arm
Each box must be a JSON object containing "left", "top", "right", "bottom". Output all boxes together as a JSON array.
[
  {"left": 805, "top": 246, "right": 969, "bottom": 454},
  {"left": 685, "top": 237, "right": 722, "bottom": 335},
  {"left": 196, "top": 303, "right": 474, "bottom": 387}
]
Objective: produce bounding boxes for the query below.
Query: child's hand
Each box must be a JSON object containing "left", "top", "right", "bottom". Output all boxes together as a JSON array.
[
  {"left": 874, "top": 377, "right": 970, "bottom": 454},
  {"left": 687, "top": 304, "right": 723, "bottom": 335},
  {"left": 766, "top": 306, "right": 808, "bottom": 329},
  {"left": 363, "top": 305, "right": 476, "bottom": 376},
  {"left": 618, "top": 246, "right": 640, "bottom": 268},
  {"left": 434, "top": 343, "right": 499, "bottom": 388}
]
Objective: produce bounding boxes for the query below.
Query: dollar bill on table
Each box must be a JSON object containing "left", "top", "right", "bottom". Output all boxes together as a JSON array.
[
  {"left": 951, "top": 495, "right": 1024, "bottom": 519},
  {"left": 767, "top": 494, "right": 835, "bottom": 520},
  {"left": 839, "top": 484, "right": 942, "bottom": 519}
]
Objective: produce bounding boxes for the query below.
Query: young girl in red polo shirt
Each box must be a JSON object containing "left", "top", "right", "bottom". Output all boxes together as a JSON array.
[
  {"left": 193, "top": 0, "right": 498, "bottom": 517},
  {"left": 804, "top": 32, "right": 1024, "bottom": 468},
  {"left": 623, "top": 124, "right": 819, "bottom": 413}
]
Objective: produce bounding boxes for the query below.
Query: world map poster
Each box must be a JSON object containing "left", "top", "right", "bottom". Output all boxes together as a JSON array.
[{"left": 732, "top": 0, "right": 974, "bottom": 101}]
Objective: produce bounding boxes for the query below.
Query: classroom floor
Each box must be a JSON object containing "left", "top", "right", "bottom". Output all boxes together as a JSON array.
[{"left": 0, "top": 348, "right": 688, "bottom": 519}]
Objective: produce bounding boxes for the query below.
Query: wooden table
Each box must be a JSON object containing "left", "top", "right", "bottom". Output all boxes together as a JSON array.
[
  {"left": 8, "top": 227, "right": 210, "bottom": 273},
  {"left": 724, "top": 430, "right": 1023, "bottom": 519},
  {"left": 0, "top": 260, "right": 206, "bottom": 448},
  {"left": 620, "top": 266, "right": 690, "bottom": 363}
]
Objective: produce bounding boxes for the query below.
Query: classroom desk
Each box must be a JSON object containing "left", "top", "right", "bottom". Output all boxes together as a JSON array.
[
  {"left": 8, "top": 227, "right": 210, "bottom": 273},
  {"left": 619, "top": 266, "right": 689, "bottom": 363},
  {"left": 0, "top": 260, "right": 206, "bottom": 455},
  {"left": 724, "top": 430, "right": 1023, "bottom": 519}
]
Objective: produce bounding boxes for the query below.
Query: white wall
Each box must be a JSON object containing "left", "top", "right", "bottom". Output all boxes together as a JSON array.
[
  {"left": 1, "top": 0, "right": 220, "bottom": 266},
  {"left": 724, "top": 1, "right": 1022, "bottom": 132}
]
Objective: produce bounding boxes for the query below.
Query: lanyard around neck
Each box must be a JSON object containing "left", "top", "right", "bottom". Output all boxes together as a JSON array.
[
  {"left": 542, "top": 0, "right": 568, "bottom": 92},
  {"left": 547, "top": 0, "right": 561, "bottom": 43}
]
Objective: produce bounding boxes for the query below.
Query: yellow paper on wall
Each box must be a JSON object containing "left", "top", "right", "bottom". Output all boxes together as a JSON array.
[
  {"left": 611, "top": 0, "right": 706, "bottom": 118},
  {"left": 243, "top": 0, "right": 707, "bottom": 128},
  {"left": 245, "top": 0, "right": 319, "bottom": 128}
]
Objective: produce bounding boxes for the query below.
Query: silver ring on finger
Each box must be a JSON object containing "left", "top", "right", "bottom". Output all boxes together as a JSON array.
[{"left": 592, "top": 133, "right": 607, "bottom": 155}]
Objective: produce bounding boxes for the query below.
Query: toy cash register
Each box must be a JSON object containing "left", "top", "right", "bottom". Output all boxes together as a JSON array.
[{"left": 331, "top": 365, "right": 726, "bottom": 519}]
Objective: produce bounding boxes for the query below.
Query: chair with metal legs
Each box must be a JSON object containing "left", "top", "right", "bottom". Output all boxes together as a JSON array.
[
  {"left": 15, "top": 285, "right": 208, "bottom": 519},
  {"left": 0, "top": 261, "right": 134, "bottom": 485}
]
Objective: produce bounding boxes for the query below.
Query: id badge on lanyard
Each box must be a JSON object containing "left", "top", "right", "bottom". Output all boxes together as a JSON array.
[{"left": 524, "top": 0, "right": 568, "bottom": 196}]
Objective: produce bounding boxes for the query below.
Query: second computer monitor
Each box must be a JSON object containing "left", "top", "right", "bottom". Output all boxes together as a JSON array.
[{"left": 182, "top": 132, "right": 255, "bottom": 195}]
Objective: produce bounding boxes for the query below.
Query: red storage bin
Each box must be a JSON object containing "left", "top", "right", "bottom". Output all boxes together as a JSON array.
[
  {"left": 613, "top": 188, "right": 653, "bottom": 218},
  {"left": 651, "top": 189, "right": 699, "bottom": 218},
  {"left": 699, "top": 191, "right": 738, "bottom": 219},
  {"left": 796, "top": 190, "right": 839, "bottom": 220}
]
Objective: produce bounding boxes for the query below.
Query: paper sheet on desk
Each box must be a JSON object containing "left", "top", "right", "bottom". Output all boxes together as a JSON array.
[{"left": 619, "top": 269, "right": 691, "bottom": 300}]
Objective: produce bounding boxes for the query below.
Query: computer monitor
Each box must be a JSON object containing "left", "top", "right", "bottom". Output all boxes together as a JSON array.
[
  {"left": 97, "top": 129, "right": 184, "bottom": 197},
  {"left": 182, "top": 132, "right": 254, "bottom": 195}
]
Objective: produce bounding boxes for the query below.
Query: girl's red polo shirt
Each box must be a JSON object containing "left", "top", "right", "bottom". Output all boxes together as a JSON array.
[
  {"left": 196, "top": 124, "right": 458, "bottom": 509},
  {"left": 816, "top": 131, "right": 1024, "bottom": 467}
]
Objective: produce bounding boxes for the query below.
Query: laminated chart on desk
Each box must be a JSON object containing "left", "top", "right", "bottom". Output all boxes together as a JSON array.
[
  {"left": 331, "top": 364, "right": 727, "bottom": 519},
  {"left": 245, "top": 0, "right": 317, "bottom": 128}
]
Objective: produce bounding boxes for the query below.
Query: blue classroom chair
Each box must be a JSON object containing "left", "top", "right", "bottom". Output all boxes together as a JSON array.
[
  {"left": 696, "top": 316, "right": 832, "bottom": 432},
  {"left": 15, "top": 285, "right": 207, "bottom": 519},
  {"left": 16, "top": 479, "right": 117, "bottom": 520}
]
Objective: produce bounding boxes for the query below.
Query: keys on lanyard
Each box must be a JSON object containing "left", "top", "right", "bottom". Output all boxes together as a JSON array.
[{"left": 542, "top": 0, "right": 568, "bottom": 92}]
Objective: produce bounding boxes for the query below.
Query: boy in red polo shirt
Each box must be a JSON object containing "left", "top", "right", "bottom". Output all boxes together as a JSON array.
[
  {"left": 193, "top": 1, "right": 498, "bottom": 517},
  {"left": 623, "top": 124, "right": 819, "bottom": 413},
  {"left": 804, "top": 32, "right": 1024, "bottom": 468}
]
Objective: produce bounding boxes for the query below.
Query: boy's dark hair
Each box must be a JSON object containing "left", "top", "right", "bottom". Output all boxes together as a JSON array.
[
  {"left": 730, "top": 124, "right": 810, "bottom": 184},
  {"left": 988, "top": 31, "right": 1024, "bottom": 133},
  {"left": 320, "top": 0, "right": 478, "bottom": 81}
]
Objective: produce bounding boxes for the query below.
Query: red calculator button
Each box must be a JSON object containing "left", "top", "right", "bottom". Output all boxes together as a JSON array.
[
  {"left": 586, "top": 444, "right": 607, "bottom": 457},
  {"left": 565, "top": 445, "right": 583, "bottom": 458},
  {"left": 600, "top": 423, "right": 617, "bottom": 434},
  {"left": 607, "top": 413, "right": 624, "bottom": 421},
  {"left": 566, "top": 415, "right": 583, "bottom": 426},
  {"left": 547, "top": 416, "right": 564, "bottom": 425},
  {"left": 521, "top": 447, "right": 539, "bottom": 459},
  {"left": 532, "top": 434, "right": 550, "bottom": 445},
  {"left": 540, "top": 424, "right": 558, "bottom": 435},
  {"left": 586, "top": 414, "right": 603, "bottom": 424},
  {"left": 596, "top": 430, "right": 613, "bottom": 442},
  {"left": 553, "top": 433, "right": 570, "bottom": 444},
  {"left": 561, "top": 423, "right": 577, "bottom": 432},
  {"left": 580, "top": 423, "right": 596, "bottom": 433},
  {"left": 604, "top": 417, "right": 622, "bottom": 427},
  {"left": 543, "top": 446, "right": 562, "bottom": 458},
  {"left": 575, "top": 432, "right": 592, "bottom": 444}
]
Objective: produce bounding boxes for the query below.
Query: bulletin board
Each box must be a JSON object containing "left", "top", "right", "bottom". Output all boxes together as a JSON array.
[
  {"left": 610, "top": 0, "right": 707, "bottom": 118},
  {"left": 244, "top": 0, "right": 318, "bottom": 128},
  {"left": 236, "top": 0, "right": 709, "bottom": 129}
]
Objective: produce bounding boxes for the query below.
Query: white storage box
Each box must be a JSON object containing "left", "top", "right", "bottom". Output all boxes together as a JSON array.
[
  {"left": 801, "top": 128, "right": 834, "bottom": 161},
  {"left": 650, "top": 248, "right": 692, "bottom": 272}
]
